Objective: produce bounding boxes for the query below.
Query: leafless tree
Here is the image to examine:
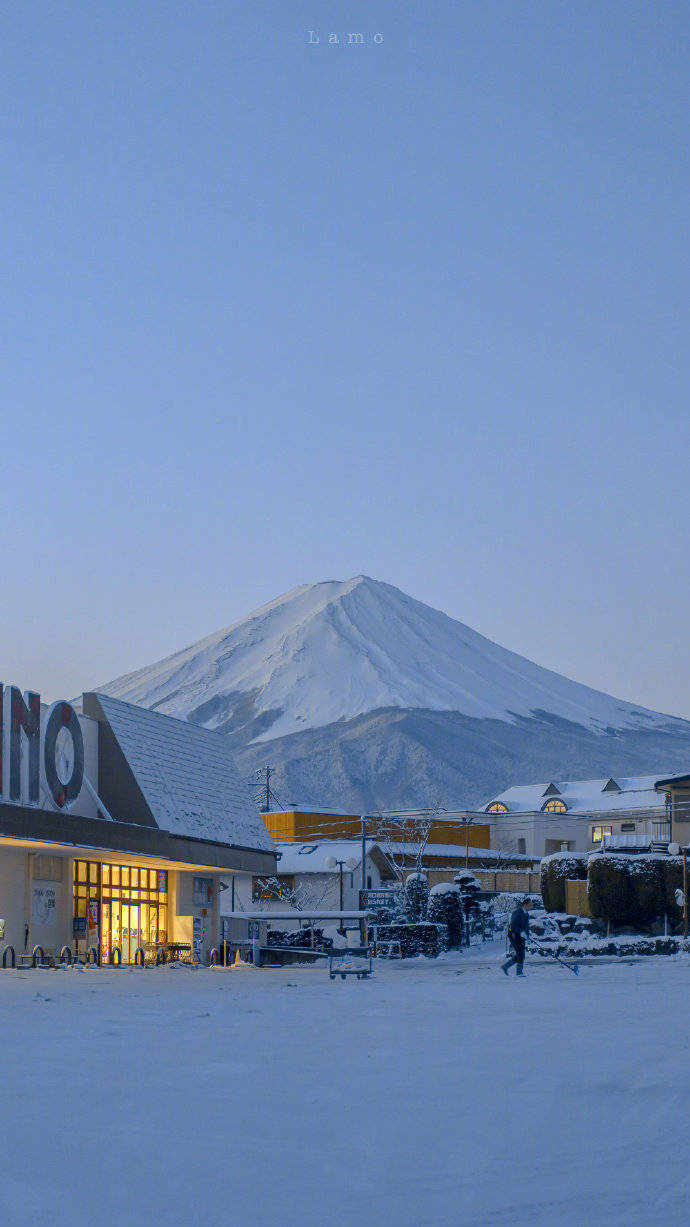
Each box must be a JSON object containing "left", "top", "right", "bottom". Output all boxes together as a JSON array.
[
  {"left": 370, "top": 799, "right": 444, "bottom": 881},
  {"left": 251, "top": 874, "right": 334, "bottom": 913}
]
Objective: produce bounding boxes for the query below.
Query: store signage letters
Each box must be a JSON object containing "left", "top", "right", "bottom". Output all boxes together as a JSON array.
[{"left": 0, "top": 684, "right": 85, "bottom": 810}]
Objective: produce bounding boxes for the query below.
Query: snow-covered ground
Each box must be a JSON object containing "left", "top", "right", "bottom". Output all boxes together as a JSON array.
[{"left": 2, "top": 943, "right": 689, "bottom": 1226}]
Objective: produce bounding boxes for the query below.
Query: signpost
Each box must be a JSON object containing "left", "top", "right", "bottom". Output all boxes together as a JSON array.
[{"left": 360, "top": 888, "right": 401, "bottom": 911}]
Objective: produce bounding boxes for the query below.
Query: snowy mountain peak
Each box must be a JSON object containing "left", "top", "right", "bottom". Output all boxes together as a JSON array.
[{"left": 97, "top": 576, "right": 682, "bottom": 745}]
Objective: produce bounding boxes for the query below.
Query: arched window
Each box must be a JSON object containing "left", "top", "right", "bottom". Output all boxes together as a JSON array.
[
  {"left": 486, "top": 802, "right": 508, "bottom": 814},
  {"left": 542, "top": 798, "right": 567, "bottom": 813}
]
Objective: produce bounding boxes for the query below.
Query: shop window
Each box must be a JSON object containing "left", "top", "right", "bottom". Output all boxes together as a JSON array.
[
  {"left": 33, "top": 855, "right": 64, "bottom": 881},
  {"left": 74, "top": 861, "right": 169, "bottom": 966},
  {"left": 193, "top": 877, "right": 213, "bottom": 906}
]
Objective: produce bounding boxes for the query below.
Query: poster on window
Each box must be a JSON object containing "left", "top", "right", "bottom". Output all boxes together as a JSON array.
[
  {"left": 32, "top": 883, "right": 57, "bottom": 926},
  {"left": 193, "top": 877, "right": 212, "bottom": 906}
]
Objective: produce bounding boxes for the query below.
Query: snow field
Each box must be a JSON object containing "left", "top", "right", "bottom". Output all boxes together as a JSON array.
[{"left": 1, "top": 947, "right": 689, "bottom": 1227}]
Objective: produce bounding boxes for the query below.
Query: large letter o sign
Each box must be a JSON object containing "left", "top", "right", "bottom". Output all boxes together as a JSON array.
[{"left": 43, "top": 702, "right": 85, "bottom": 808}]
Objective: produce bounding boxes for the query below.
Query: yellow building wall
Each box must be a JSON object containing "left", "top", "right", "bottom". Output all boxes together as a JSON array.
[
  {"left": 262, "top": 813, "right": 493, "bottom": 847},
  {"left": 262, "top": 812, "right": 362, "bottom": 842},
  {"left": 427, "top": 821, "right": 490, "bottom": 847}
]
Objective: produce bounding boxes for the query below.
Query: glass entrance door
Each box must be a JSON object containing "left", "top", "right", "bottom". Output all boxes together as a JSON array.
[{"left": 122, "top": 904, "right": 140, "bottom": 963}]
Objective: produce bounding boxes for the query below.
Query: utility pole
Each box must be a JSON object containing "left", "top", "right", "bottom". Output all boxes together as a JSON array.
[
  {"left": 464, "top": 814, "right": 473, "bottom": 870},
  {"left": 260, "top": 766, "right": 272, "bottom": 814}
]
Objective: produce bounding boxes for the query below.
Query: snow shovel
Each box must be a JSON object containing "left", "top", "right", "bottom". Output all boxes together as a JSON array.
[{"left": 531, "top": 938, "right": 579, "bottom": 976}]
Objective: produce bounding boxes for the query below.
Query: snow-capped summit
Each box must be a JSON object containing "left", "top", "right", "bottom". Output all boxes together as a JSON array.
[{"left": 98, "top": 575, "right": 682, "bottom": 744}]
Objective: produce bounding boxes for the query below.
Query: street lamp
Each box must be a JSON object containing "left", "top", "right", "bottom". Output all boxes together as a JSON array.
[{"left": 326, "top": 856, "right": 357, "bottom": 933}]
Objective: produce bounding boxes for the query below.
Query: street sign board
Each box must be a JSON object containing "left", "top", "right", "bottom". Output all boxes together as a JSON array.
[{"left": 360, "top": 888, "right": 401, "bottom": 910}]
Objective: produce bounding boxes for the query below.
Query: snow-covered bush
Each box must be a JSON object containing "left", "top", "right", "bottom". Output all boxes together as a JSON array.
[
  {"left": 404, "top": 872, "right": 429, "bottom": 922},
  {"left": 375, "top": 922, "right": 445, "bottom": 958},
  {"left": 541, "top": 852, "right": 588, "bottom": 912},
  {"left": 427, "top": 883, "right": 464, "bottom": 948},
  {"left": 588, "top": 854, "right": 684, "bottom": 932},
  {"left": 453, "top": 871, "right": 481, "bottom": 892},
  {"left": 587, "top": 854, "right": 637, "bottom": 926},
  {"left": 628, "top": 857, "right": 665, "bottom": 925}
]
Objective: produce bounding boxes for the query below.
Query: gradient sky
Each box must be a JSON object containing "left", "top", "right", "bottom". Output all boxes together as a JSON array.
[{"left": 2, "top": 1, "right": 689, "bottom": 716}]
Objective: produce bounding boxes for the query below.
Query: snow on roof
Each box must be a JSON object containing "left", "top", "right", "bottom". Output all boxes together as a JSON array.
[
  {"left": 274, "top": 840, "right": 364, "bottom": 874},
  {"left": 274, "top": 837, "right": 533, "bottom": 872},
  {"left": 484, "top": 774, "right": 669, "bottom": 815},
  {"left": 91, "top": 693, "right": 275, "bottom": 851}
]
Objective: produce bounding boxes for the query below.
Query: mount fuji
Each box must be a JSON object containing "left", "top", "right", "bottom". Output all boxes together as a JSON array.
[{"left": 97, "top": 577, "right": 690, "bottom": 811}]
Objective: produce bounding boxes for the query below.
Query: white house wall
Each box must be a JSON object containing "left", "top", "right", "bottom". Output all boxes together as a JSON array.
[{"left": 491, "top": 813, "right": 591, "bottom": 858}]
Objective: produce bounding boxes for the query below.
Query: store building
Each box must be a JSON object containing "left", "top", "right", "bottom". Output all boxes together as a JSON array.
[{"left": 0, "top": 686, "right": 276, "bottom": 963}]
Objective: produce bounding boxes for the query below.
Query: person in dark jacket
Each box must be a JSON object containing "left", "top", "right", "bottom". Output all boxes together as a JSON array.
[{"left": 501, "top": 898, "right": 531, "bottom": 976}]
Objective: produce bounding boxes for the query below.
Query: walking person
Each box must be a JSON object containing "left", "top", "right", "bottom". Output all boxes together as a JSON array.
[{"left": 501, "top": 897, "right": 532, "bottom": 976}]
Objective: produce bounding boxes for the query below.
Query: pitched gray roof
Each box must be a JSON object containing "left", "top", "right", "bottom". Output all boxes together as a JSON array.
[{"left": 92, "top": 693, "right": 274, "bottom": 851}]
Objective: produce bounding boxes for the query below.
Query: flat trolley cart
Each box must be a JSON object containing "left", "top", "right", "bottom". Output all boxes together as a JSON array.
[{"left": 328, "top": 948, "right": 373, "bottom": 981}]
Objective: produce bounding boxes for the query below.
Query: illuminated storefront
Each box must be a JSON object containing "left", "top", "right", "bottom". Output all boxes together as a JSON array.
[
  {"left": 74, "top": 860, "right": 169, "bottom": 964},
  {"left": 0, "top": 686, "right": 276, "bottom": 964}
]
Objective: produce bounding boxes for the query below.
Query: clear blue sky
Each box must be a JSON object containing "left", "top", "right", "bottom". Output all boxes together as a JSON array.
[{"left": 2, "top": 1, "right": 689, "bottom": 716}]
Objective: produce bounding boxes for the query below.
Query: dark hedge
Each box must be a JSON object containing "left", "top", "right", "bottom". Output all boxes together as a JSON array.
[
  {"left": 587, "top": 854, "right": 685, "bottom": 931},
  {"left": 375, "top": 922, "right": 446, "bottom": 958}
]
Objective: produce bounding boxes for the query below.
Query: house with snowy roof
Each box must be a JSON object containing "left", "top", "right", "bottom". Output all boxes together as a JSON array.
[{"left": 483, "top": 775, "right": 672, "bottom": 858}]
